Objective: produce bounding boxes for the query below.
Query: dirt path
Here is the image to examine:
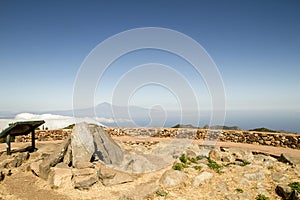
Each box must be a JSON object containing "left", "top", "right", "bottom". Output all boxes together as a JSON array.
[
  {"left": 1, "top": 137, "right": 299, "bottom": 157},
  {"left": 112, "top": 136, "right": 300, "bottom": 157},
  {"left": 0, "top": 173, "right": 70, "bottom": 200}
]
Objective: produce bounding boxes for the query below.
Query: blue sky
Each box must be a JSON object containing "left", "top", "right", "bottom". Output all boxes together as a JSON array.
[{"left": 0, "top": 0, "right": 299, "bottom": 131}]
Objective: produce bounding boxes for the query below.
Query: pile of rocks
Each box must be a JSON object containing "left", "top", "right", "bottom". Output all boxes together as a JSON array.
[
  {"left": 27, "top": 123, "right": 175, "bottom": 190},
  {"left": 1, "top": 123, "right": 300, "bottom": 199}
]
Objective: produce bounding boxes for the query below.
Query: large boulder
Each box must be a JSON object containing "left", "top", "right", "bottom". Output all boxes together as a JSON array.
[{"left": 71, "top": 123, "right": 124, "bottom": 167}]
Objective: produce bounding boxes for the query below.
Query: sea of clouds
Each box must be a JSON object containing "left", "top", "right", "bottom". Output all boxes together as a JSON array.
[{"left": 0, "top": 113, "right": 126, "bottom": 131}]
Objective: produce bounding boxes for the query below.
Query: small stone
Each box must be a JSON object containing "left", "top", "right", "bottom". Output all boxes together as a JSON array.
[
  {"left": 271, "top": 172, "right": 288, "bottom": 182},
  {"left": 209, "top": 148, "right": 222, "bottom": 161},
  {"left": 193, "top": 172, "right": 213, "bottom": 186},
  {"left": 186, "top": 150, "right": 197, "bottom": 158},
  {"left": 30, "top": 160, "right": 42, "bottom": 176},
  {"left": 159, "top": 170, "right": 186, "bottom": 188},
  {"left": 244, "top": 171, "right": 265, "bottom": 181},
  {"left": 215, "top": 182, "right": 228, "bottom": 193}
]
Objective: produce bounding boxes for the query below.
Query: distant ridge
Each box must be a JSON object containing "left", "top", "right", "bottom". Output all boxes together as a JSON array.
[
  {"left": 172, "top": 124, "right": 241, "bottom": 130},
  {"left": 172, "top": 124, "right": 198, "bottom": 129},
  {"left": 249, "top": 127, "right": 278, "bottom": 133}
]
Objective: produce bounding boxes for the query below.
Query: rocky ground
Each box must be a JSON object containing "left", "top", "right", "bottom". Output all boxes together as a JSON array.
[{"left": 0, "top": 123, "right": 300, "bottom": 200}]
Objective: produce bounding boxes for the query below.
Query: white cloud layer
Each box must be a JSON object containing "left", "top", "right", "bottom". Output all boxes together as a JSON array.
[{"left": 0, "top": 113, "right": 131, "bottom": 131}]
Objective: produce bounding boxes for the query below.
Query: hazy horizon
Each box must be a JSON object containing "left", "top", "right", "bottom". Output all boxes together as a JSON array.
[{"left": 0, "top": 102, "right": 299, "bottom": 133}]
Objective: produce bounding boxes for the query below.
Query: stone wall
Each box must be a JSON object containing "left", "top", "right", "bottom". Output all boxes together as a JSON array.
[
  {"left": 15, "top": 127, "right": 300, "bottom": 149},
  {"left": 15, "top": 129, "right": 72, "bottom": 142}
]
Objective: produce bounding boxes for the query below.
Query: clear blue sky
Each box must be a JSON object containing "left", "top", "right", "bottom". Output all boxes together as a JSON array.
[{"left": 0, "top": 0, "right": 299, "bottom": 117}]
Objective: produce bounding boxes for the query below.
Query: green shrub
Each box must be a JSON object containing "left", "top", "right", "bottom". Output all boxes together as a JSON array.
[
  {"left": 288, "top": 182, "right": 300, "bottom": 193},
  {"left": 240, "top": 160, "right": 251, "bottom": 166},
  {"left": 235, "top": 188, "right": 244, "bottom": 193},
  {"left": 196, "top": 155, "right": 207, "bottom": 160},
  {"left": 256, "top": 194, "right": 269, "bottom": 200},
  {"left": 179, "top": 154, "right": 188, "bottom": 164},
  {"left": 188, "top": 157, "right": 198, "bottom": 164},
  {"left": 173, "top": 163, "right": 189, "bottom": 171},
  {"left": 156, "top": 189, "right": 167, "bottom": 197},
  {"left": 193, "top": 166, "right": 202, "bottom": 170},
  {"left": 207, "top": 158, "right": 223, "bottom": 174}
]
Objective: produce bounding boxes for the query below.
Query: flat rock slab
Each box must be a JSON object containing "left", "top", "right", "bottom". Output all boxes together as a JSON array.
[{"left": 97, "top": 163, "right": 134, "bottom": 186}]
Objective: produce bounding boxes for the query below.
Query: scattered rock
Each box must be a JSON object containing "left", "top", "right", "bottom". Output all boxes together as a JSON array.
[
  {"left": 159, "top": 170, "right": 186, "bottom": 188},
  {"left": 2, "top": 152, "right": 30, "bottom": 168},
  {"left": 121, "top": 153, "right": 172, "bottom": 173},
  {"left": 29, "top": 160, "right": 42, "bottom": 176},
  {"left": 186, "top": 150, "right": 197, "bottom": 158},
  {"left": 276, "top": 184, "right": 292, "bottom": 199},
  {"left": 226, "top": 192, "right": 252, "bottom": 200},
  {"left": 215, "top": 182, "right": 229, "bottom": 193},
  {"left": 280, "top": 153, "right": 300, "bottom": 166},
  {"left": 209, "top": 148, "right": 222, "bottom": 161},
  {"left": 271, "top": 172, "right": 288, "bottom": 182},
  {"left": 63, "top": 144, "right": 72, "bottom": 166},
  {"left": 97, "top": 163, "right": 134, "bottom": 186},
  {"left": 193, "top": 172, "right": 213, "bottom": 186},
  {"left": 227, "top": 148, "right": 254, "bottom": 162},
  {"left": 74, "top": 175, "right": 97, "bottom": 190},
  {"left": 49, "top": 167, "right": 72, "bottom": 188},
  {"left": 38, "top": 137, "right": 70, "bottom": 180},
  {"left": 244, "top": 171, "right": 265, "bottom": 181}
]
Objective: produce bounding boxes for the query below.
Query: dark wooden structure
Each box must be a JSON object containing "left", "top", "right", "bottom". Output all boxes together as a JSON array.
[{"left": 0, "top": 120, "right": 45, "bottom": 155}]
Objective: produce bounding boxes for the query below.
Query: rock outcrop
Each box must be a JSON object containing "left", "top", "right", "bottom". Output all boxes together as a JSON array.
[{"left": 71, "top": 123, "right": 124, "bottom": 167}]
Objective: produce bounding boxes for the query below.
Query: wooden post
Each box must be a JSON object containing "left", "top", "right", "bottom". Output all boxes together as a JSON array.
[
  {"left": 31, "top": 129, "right": 35, "bottom": 150},
  {"left": 6, "top": 134, "right": 11, "bottom": 155}
]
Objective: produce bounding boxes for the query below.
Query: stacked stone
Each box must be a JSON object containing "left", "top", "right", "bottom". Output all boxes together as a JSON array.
[
  {"left": 15, "top": 129, "right": 72, "bottom": 142},
  {"left": 12, "top": 127, "right": 300, "bottom": 150}
]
